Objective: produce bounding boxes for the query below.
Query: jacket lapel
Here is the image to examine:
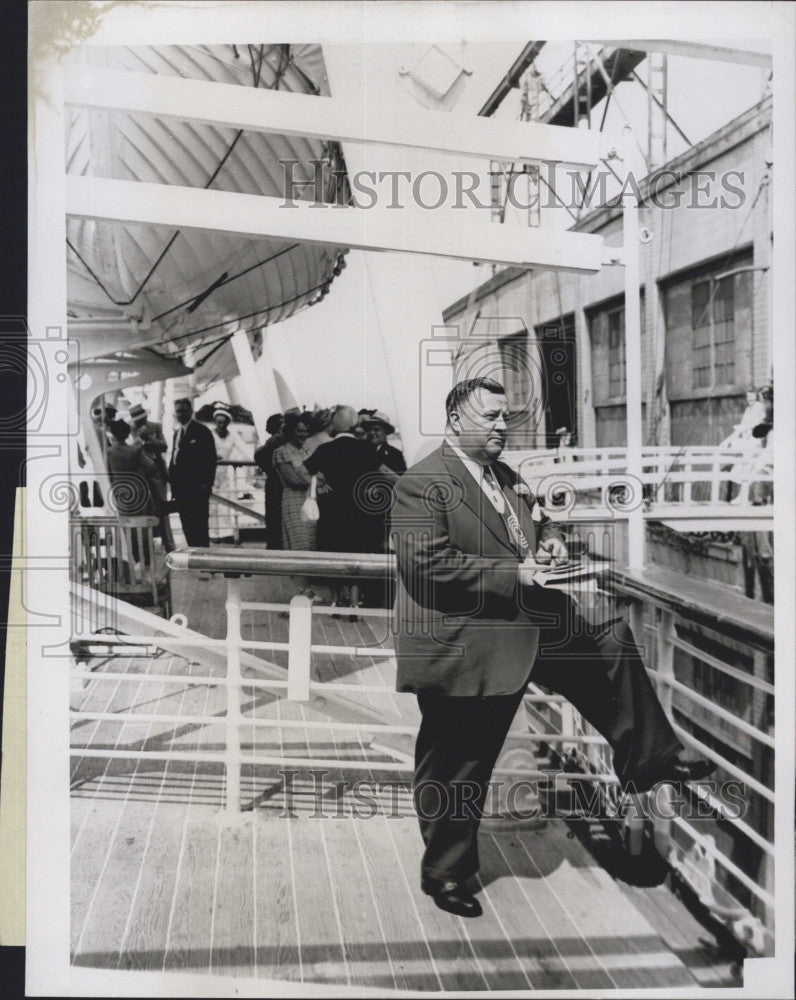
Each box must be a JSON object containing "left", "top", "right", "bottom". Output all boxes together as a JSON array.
[
  {"left": 493, "top": 461, "right": 538, "bottom": 553},
  {"left": 439, "top": 447, "right": 516, "bottom": 555}
]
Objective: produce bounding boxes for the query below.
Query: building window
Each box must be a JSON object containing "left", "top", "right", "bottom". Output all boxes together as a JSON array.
[
  {"left": 499, "top": 332, "right": 537, "bottom": 447},
  {"left": 607, "top": 306, "right": 626, "bottom": 398},
  {"left": 691, "top": 274, "right": 735, "bottom": 389},
  {"left": 499, "top": 332, "right": 532, "bottom": 413}
]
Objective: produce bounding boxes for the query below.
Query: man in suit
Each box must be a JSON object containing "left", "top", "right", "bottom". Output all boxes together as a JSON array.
[
  {"left": 391, "top": 377, "right": 714, "bottom": 918},
  {"left": 168, "top": 397, "right": 217, "bottom": 547}
]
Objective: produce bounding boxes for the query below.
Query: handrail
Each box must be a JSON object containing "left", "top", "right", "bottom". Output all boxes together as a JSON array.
[
  {"left": 210, "top": 492, "right": 266, "bottom": 523},
  {"left": 166, "top": 547, "right": 773, "bottom": 650},
  {"left": 168, "top": 546, "right": 395, "bottom": 578},
  {"left": 608, "top": 564, "right": 774, "bottom": 650}
]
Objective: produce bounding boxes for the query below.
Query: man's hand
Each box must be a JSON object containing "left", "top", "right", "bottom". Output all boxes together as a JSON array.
[{"left": 534, "top": 537, "right": 568, "bottom": 566}]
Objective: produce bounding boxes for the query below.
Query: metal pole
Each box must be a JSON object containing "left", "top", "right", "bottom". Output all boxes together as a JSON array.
[
  {"left": 287, "top": 594, "right": 312, "bottom": 701},
  {"left": 225, "top": 576, "right": 243, "bottom": 812},
  {"left": 622, "top": 127, "right": 645, "bottom": 570}
]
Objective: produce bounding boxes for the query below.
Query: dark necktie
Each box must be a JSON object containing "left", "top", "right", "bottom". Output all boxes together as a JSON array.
[{"left": 485, "top": 466, "right": 530, "bottom": 557}]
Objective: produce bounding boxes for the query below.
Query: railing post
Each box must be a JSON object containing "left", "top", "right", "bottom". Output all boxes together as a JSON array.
[
  {"left": 656, "top": 610, "right": 675, "bottom": 716},
  {"left": 225, "top": 576, "right": 243, "bottom": 812},
  {"left": 288, "top": 595, "right": 312, "bottom": 701},
  {"left": 628, "top": 598, "right": 645, "bottom": 653},
  {"left": 622, "top": 133, "right": 645, "bottom": 571}
]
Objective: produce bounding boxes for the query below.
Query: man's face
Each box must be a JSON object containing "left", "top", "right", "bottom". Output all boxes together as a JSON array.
[
  {"left": 368, "top": 425, "right": 387, "bottom": 446},
  {"left": 174, "top": 401, "right": 192, "bottom": 425},
  {"left": 451, "top": 389, "right": 509, "bottom": 463}
]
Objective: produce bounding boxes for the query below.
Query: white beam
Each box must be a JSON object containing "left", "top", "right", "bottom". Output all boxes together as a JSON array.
[
  {"left": 599, "top": 40, "right": 772, "bottom": 68},
  {"left": 67, "top": 318, "right": 163, "bottom": 360},
  {"left": 63, "top": 66, "right": 616, "bottom": 171},
  {"left": 66, "top": 175, "right": 605, "bottom": 274}
]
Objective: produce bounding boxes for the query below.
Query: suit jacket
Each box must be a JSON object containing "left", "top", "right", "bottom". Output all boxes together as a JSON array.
[
  {"left": 133, "top": 419, "right": 169, "bottom": 487},
  {"left": 391, "top": 443, "right": 563, "bottom": 697},
  {"left": 376, "top": 441, "right": 407, "bottom": 474},
  {"left": 106, "top": 442, "right": 156, "bottom": 515},
  {"left": 168, "top": 419, "right": 217, "bottom": 498}
]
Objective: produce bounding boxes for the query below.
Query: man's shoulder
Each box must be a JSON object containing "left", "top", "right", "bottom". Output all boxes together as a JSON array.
[
  {"left": 404, "top": 445, "right": 446, "bottom": 475},
  {"left": 191, "top": 420, "right": 213, "bottom": 439},
  {"left": 395, "top": 446, "right": 456, "bottom": 503}
]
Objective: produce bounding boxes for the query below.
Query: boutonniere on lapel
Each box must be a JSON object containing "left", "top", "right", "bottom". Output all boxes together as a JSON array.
[{"left": 512, "top": 482, "right": 531, "bottom": 497}]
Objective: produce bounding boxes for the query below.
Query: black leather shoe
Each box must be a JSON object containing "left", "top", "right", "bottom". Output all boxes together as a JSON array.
[{"left": 421, "top": 878, "right": 483, "bottom": 918}]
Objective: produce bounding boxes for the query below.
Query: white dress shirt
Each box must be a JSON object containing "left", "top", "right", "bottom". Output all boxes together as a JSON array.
[{"left": 444, "top": 438, "right": 506, "bottom": 514}]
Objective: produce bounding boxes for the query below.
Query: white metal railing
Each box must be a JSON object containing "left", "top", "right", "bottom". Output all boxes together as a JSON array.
[
  {"left": 69, "top": 548, "right": 775, "bottom": 952},
  {"left": 608, "top": 563, "right": 774, "bottom": 951},
  {"left": 210, "top": 460, "right": 264, "bottom": 543},
  {"left": 506, "top": 444, "right": 774, "bottom": 527}
]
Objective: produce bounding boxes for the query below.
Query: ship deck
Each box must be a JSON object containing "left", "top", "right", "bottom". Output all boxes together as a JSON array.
[{"left": 69, "top": 566, "right": 742, "bottom": 991}]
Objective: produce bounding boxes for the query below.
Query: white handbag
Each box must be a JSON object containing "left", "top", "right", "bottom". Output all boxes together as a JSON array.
[{"left": 300, "top": 475, "right": 320, "bottom": 523}]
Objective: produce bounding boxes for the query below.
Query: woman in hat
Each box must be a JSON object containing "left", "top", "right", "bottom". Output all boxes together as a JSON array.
[
  {"left": 209, "top": 403, "right": 252, "bottom": 541},
  {"left": 362, "top": 411, "right": 406, "bottom": 474}
]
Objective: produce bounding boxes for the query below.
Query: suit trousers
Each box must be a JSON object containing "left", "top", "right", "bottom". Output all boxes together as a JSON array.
[
  {"left": 413, "top": 610, "right": 683, "bottom": 884},
  {"left": 175, "top": 492, "right": 211, "bottom": 547}
]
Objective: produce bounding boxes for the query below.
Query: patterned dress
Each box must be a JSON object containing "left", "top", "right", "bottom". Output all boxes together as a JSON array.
[{"left": 274, "top": 440, "right": 316, "bottom": 550}]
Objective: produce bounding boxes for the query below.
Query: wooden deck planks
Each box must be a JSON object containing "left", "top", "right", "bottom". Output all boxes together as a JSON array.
[
  {"left": 69, "top": 566, "right": 744, "bottom": 989},
  {"left": 160, "top": 659, "right": 224, "bottom": 974},
  {"left": 210, "top": 824, "right": 256, "bottom": 976},
  {"left": 616, "top": 878, "right": 742, "bottom": 988},
  {"left": 350, "top": 815, "right": 448, "bottom": 991},
  {"left": 252, "top": 812, "right": 302, "bottom": 981},
  {"left": 118, "top": 800, "right": 193, "bottom": 971},
  {"left": 71, "top": 653, "right": 171, "bottom": 965},
  {"left": 287, "top": 817, "right": 350, "bottom": 985},
  {"left": 477, "top": 833, "right": 581, "bottom": 991},
  {"left": 71, "top": 747, "right": 161, "bottom": 969},
  {"left": 492, "top": 830, "right": 619, "bottom": 989},
  {"left": 316, "top": 818, "right": 397, "bottom": 989},
  {"left": 519, "top": 822, "right": 695, "bottom": 989},
  {"left": 118, "top": 658, "right": 215, "bottom": 971}
]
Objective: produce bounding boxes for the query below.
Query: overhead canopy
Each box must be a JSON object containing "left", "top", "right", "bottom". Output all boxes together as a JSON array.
[{"left": 65, "top": 43, "right": 350, "bottom": 390}]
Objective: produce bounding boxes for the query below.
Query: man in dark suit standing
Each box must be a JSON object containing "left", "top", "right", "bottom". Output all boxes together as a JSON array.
[
  {"left": 391, "top": 377, "right": 714, "bottom": 918},
  {"left": 168, "top": 397, "right": 217, "bottom": 547}
]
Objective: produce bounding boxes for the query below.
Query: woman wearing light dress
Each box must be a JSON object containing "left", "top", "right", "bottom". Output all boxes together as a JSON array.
[
  {"left": 273, "top": 411, "right": 316, "bottom": 551},
  {"left": 209, "top": 403, "right": 252, "bottom": 540}
]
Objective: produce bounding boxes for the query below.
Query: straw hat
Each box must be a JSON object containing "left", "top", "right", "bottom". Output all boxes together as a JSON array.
[
  {"left": 128, "top": 403, "right": 147, "bottom": 425},
  {"left": 361, "top": 410, "right": 395, "bottom": 435}
]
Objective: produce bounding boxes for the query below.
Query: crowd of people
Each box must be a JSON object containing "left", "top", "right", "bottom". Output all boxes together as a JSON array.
[
  {"left": 254, "top": 404, "right": 406, "bottom": 609},
  {"left": 88, "top": 396, "right": 406, "bottom": 589}
]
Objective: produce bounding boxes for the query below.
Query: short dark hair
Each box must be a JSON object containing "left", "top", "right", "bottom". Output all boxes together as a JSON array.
[
  {"left": 265, "top": 413, "right": 283, "bottom": 435},
  {"left": 283, "top": 411, "right": 311, "bottom": 437},
  {"left": 109, "top": 418, "right": 130, "bottom": 443},
  {"left": 445, "top": 378, "right": 506, "bottom": 420}
]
